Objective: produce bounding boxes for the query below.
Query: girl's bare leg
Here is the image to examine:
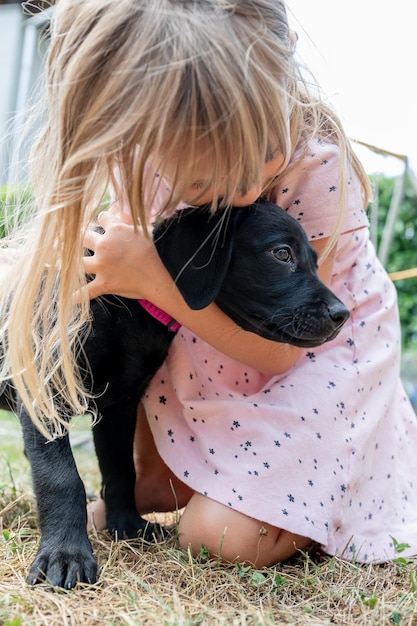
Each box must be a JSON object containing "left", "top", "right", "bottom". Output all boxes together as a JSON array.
[
  {"left": 87, "top": 402, "right": 193, "bottom": 530},
  {"left": 133, "top": 402, "right": 194, "bottom": 514},
  {"left": 178, "top": 493, "right": 312, "bottom": 567}
]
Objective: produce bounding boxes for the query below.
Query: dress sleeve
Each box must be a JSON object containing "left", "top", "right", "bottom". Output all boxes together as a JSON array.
[{"left": 268, "top": 139, "right": 369, "bottom": 241}]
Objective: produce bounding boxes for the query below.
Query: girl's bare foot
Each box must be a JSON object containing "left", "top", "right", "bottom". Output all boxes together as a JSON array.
[{"left": 87, "top": 497, "right": 107, "bottom": 531}]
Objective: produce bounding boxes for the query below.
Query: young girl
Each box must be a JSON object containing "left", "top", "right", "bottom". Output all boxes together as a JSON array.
[{"left": 2, "top": 0, "right": 416, "bottom": 567}]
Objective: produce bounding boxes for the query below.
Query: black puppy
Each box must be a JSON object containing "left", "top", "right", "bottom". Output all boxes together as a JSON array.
[{"left": 2, "top": 198, "right": 349, "bottom": 589}]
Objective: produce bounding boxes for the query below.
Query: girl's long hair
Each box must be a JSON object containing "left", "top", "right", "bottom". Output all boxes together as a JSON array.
[{"left": 0, "top": 0, "right": 371, "bottom": 438}]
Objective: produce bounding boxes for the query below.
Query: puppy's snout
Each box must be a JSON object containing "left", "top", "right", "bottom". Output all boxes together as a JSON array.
[{"left": 328, "top": 301, "right": 350, "bottom": 328}]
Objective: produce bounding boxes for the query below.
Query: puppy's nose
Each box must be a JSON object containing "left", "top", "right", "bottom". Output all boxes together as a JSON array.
[{"left": 328, "top": 301, "right": 350, "bottom": 327}]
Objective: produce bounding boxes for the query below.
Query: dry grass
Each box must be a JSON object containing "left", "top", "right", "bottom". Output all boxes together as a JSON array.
[{"left": 1, "top": 410, "right": 416, "bottom": 626}]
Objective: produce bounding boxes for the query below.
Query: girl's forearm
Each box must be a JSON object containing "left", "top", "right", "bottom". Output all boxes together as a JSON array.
[
  {"left": 192, "top": 308, "right": 303, "bottom": 376},
  {"left": 140, "top": 255, "right": 302, "bottom": 376}
]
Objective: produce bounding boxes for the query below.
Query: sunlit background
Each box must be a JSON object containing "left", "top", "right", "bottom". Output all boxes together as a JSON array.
[
  {"left": 1, "top": 1, "right": 415, "bottom": 180},
  {"left": 288, "top": 0, "right": 417, "bottom": 177}
]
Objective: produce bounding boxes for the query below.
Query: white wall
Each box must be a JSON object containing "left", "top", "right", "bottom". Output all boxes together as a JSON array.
[
  {"left": 0, "top": 6, "right": 51, "bottom": 184},
  {"left": 0, "top": 5, "right": 23, "bottom": 183}
]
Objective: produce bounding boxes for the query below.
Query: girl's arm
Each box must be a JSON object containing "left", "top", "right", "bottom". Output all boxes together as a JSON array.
[{"left": 83, "top": 210, "right": 334, "bottom": 376}]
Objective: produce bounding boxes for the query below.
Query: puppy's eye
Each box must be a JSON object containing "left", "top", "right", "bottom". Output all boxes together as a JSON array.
[{"left": 271, "top": 246, "right": 294, "bottom": 263}]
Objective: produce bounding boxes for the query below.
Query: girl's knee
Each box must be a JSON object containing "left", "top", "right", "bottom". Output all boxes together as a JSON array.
[{"left": 178, "top": 493, "right": 311, "bottom": 567}]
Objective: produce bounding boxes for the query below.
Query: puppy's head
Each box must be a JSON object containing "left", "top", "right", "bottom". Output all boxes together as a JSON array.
[{"left": 154, "top": 199, "right": 349, "bottom": 348}]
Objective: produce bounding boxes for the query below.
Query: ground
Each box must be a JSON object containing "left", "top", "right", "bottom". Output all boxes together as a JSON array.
[{"left": 0, "top": 392, "right": 416, "bottom": 625}]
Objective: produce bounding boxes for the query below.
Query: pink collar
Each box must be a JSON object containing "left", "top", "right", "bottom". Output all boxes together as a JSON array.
[{"left": 138, "top": 299, "right": 181, "bottom": 332}]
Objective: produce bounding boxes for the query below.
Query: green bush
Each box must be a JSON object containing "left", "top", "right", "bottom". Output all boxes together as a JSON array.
[
  {"left": 0, "top": 185, "right": 33, "bottom": 239},
  {"left": 370, "top": 175, "right": 417, "bottom": 349}
]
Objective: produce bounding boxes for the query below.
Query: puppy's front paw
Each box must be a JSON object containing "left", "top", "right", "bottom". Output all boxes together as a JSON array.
[
  {"left": 106, "top": 510, "right": 161, "bottom": 542},
  {"left": 27, "top": 537, "right": 97, "bottom": 590}
]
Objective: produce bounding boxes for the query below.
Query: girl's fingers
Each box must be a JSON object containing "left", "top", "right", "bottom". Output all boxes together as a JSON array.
[
  {"left": 83, "top": 208, "right": 117, "bottom": 251},
  {"left": 79, "top": 209, "right": 146, "bottom": 302},
  {"left": 79, "top": 210, "right": 132, "bottom": 303},
  {"left": 75, "top": 280, "right": 101, "bottom": 304},
  {"left": 83, "top": 279, "right": 102, "bottom": 301},
  {"left": 97, "top": 205, "right": 127, "bottom": 228},
  {"left": 83, "top": 228, "right": 102, "bottom": 251},
  {"left": 82, "top": 255, "right": 96, "bottom": 273},
  {"left": 97, "top": 209, "right": 111, "bottom": 227}
]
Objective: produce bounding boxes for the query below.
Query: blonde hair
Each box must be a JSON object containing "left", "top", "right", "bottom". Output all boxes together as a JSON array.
[{"left": 0, "top": 0, "right": 371, "bottom": 438}]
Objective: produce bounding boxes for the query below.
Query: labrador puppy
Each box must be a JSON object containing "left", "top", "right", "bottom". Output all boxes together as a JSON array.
[{"left": 1, "top": 198, "right": 349, "bottom": 588}]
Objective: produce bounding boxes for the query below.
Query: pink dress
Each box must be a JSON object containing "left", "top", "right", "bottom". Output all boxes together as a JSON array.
[{"left": 143, "top": 139, "right": 417, "bottom": 562}]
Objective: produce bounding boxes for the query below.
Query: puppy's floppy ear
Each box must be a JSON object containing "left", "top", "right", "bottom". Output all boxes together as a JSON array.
[{"left": 153, "top": 207, "right": 240, "bottom": 310}]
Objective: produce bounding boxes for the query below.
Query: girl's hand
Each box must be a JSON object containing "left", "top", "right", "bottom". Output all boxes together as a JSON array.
[{"left": 82, "top": 207, "right": 174, "bottom": 302}]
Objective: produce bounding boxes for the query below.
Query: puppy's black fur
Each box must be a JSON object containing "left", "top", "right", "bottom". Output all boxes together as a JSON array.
[{"left": 1, "top": 199, "right": 349, "bottom": 589}]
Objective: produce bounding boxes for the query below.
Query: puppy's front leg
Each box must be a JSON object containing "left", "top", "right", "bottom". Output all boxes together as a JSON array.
[
  {"left": 20, "top": 407, "right": 97, "bottom": 589},
  {"left": 93, "top": 400, "right": 158, "bottom": 541}
]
